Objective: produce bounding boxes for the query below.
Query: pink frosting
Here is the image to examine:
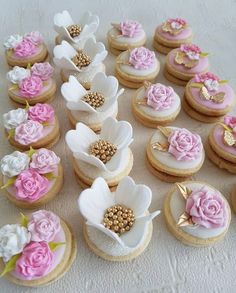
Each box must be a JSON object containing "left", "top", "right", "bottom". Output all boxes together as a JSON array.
[
  {"left": 28, "top": 103, "right": 55, "bottom": 123},
  {"left": 119, "top": 20, "right": 142, "bottom": 37},
  {"left": 224, "top": 116, "right": 236, "bottom": 133},
  {"left": 213, "top": 124, "right": 236, "bottom": 156},
  {"left": 168, "top": 128, "right": 203, "bottom": 161},
  {"left": 129, "top": 47, "right": 155, "bottom": 69},
  {"left": 157, "top": 25, "right": 192, "bottom": 41},
  {"left": 14, "top": 120, "right": 44, "bottom": 145},
  {"left": 146, "top": 83, "right": 174, "bottom": 110},
  {"left": 194, "top": 72, "right": 220, "bottom": 83},
  {"left": 14, "top": 169, "right": 49, "bottom": 202},
  {"left": 28, "top": 210, "right": 61, "bottom": 242},
  {"left": 15, "top": 241, "right": 53, "bottom": 279},
  {"left": 31, "top": 62, "right": 54, "bottom": 81},
  {"left": 180, "top": 44, "right": 201, "bottom": 55},
  {"left": 30, "top": 148, "right": 60, "bottom": 174},
  {"left": 168, "top": 18, "right": 186, "bottom": 26},
  {"left": 186, "top": 186, "right": 227, "bottom": 228},
  {"left": 24, "top": 31, "right": 43, "bottom": 46},
  {"left": 19, "top": 76, "right": 43, "bottom": 98},
  {"left": 14, "top": 39, "right": 36, "bottom": 58}
]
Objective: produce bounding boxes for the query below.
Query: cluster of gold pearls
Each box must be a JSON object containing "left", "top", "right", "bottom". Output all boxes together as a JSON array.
[
  {"left": 89, "top": 140, "right": 117, "bottom": 164},
  {"left": 71, "top": 51, "right": 91, "bottom": 69},
  {"left": 82, "top": 92, "right": 105, "bottom": 109},
  {"left": 67, "top": 24, "right": 82, "bottom": 38},
  {"left": 103, "top": 205, "right": 135, "bottom": 235}
]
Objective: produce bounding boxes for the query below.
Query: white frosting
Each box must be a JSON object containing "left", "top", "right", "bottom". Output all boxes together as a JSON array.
[
  {"left": 169, "top": 182, "right": 229, "bottom": 238},
  {"left": 108, "top": 28, "right": 146, "bottom": 44},
  {"left": 4, "top": 34, "right": 23, "bottom": 49},
  {"left": 204, "top": 79, "right": 219, "bottom": 92},
  {"left": 3, "top": 108, "right": 28, "bottom": 130},
  {"left": 150, "top": 127, "right": 205, "bottom": 171},
  {"left": 56, "top": 34, "right": 96, "bottom": 50},
  {"left": 186, "top": 51, "right": 199, "bottom": 61},
  {"left": 0, "top": 151, "right": 30, "bottom": 177},
  {"left": 7, "top": 66, "right": 31, "bottom": 84}
]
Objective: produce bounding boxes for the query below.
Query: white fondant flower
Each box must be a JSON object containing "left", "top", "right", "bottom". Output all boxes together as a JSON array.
[
  {"left": 54, "top": 10, "right": 99, "bottom": 46},
  {"left": 65, "top": 117, "right": 133, "bottom": 173},
  {"left": 3, "top": 108, "right": 28, "bottom": 130},
  {"left": 53, "top": 39, "right": 107, "bottom": 72},
  {"left": 0, "top": 224, "right": 31, "bottom": 262},
  {"left": 61, "top": 72, "right": 124, "bottom": 113},
  {"left": 0, "top": 151, "right": 30, "bottom": 177},
  {"left": 78, "top": 176, "right": 160, "bottom": 248},
  {"left": 4, "top": 34, "right": 23, "bottom": 49},
  {"left": 204, "top": 79, "right": 219, "bottom": 92},
  {"left": 7, "top": 66, "right": 31, "bottom": 84}
]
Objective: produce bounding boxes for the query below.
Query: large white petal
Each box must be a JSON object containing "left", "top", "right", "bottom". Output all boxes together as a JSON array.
[
  {"left": 83, "top": 39, "right": 107, "bottom": 66},
  {"left": 61, "top": 75, "right": 87, "bottom": 102},
  {"left": 54, "top": 10, "right": 74, "bottom": 29},
  {"left": 79, "top": 23, "right": 99, "bottom": 40},
  {"left": 91, "top": 73, "right": 118, "bottom": 98},
  {"left": 80, "top": 11, "right": 99, "bottom": 27},
  {"left": 73, "top": 151, "right": 108, "bottom": 171},
  {"left": 53, "top": 40, "right": 77, "bottom": 59},
  {"left": 96, "top": 97, "right": 117, "bottom": 113}
]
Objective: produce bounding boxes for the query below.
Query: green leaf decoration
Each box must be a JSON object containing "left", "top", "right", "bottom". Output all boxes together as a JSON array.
[
  {"left": 20, "top": 213, "right": 28, "bottom": 228},
  {"left": 42, "top": 121, "right": 49, "bottom": 127},
  {"left": 27, "top": 146, "right": 36, "bottom": 158},
  {"left": 1, "top": 177, "right": 16, "bottom": 189},
  {"left": 9, "top": 84, "right": 18, "bottom": 91},
  {"left": 26, "top": 63, "right": 31, "bottom": 69},
  {"left": 190, "top": 82, "right": 203, "bottom": 88},
  {"left": 44, "top": 172, "right": 57, "bottom": 180},
  {"left": 0, "top": 254, "right": 21, "bottom": 277},
  {"left": 219, "top": 80, "right": 228, "bottom": 84},
  {"left": 49, "top": 242, "right": 66, "bottom": 252},
  {"left": 25, "top": 100, "right": 30, "bottom": 111},
  {"left": 200, "top": 52, "right": 209, "bottom": 57},
  {"left": 7, "top": 129, "right": 15, "bottom": 140}
]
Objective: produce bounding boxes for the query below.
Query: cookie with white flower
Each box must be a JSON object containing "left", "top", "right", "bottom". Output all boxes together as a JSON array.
[
  {"left": 53, "top": 39, "right": 107, "bottom": 89},
  {"left": 0, "top": 210, "right": 76, "bottom": 287},
  {"left": 132, "top": 81, "right": 181, "bottom": 127},
  {"left": 54, "top": 10, "right": 99, "bottom": 49},
  {"left": 183, "top": 72, "right": 235, "bottom": 122},
  {"left": 4, "top": 31, "right": 48, "bottom": 67},
  {"left": 7, "top": 63, "right": 56, "bottom": 106},
  {"left": 3, "top": 103, "right": 60, "bottom": 150},
  {"left": 153, "top": 18, "right": 193, "bottom": 55},
  {"left": 164, "top": 181, "right": 231, "bottom": 246},
  {"left": 61, "top": 72, "right": 124, "bottom": 132},
  {"left": 0, "top": 148, "right": 63, "bottom": 208},
  {"left": 78, "top": 176, "right": 160, "bottom": 261},
  {"left": 65, "top": 117, "right": 133, "bottom": 190},
  {"left": 107, "top": 20, "right": 146, "bottom": 56},
  {"left": 164, "top": 44, "right": 209, "bottom": 86},
  {"left": 116, "top": 47, "right": 160, "bottom": 89},
  {"left": 146, "top": 126, "right": 205, "bottom": 182}
]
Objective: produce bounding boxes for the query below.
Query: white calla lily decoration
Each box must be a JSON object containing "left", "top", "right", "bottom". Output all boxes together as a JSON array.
[
  {"left": 61, "top": 72, "right": 124, "bottom": 113},
  {"left": 78, "top": 176, "right": 160, "bottom": 248},
  {"left": 65, "top": 117, "right": 133, "bottom": 173}
]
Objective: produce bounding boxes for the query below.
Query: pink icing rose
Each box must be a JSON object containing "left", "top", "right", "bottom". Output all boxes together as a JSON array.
[
  {"left": 168, "top": 18, "right": 186, "bottom": 29},
  {"left": 19, "top": 76, "right": 43, "bottom": 98},
  {"left": 186, "top": 186, "right": 227, "bottom": 228},
  {"left": 31, "top": 62, "right": 54, "bottom": 81},
  {"left": 129, "top": 47, "right": 155, "bottom": 69},
  {"left": 14, "top": 120, "right": 44, "bottom": 145},
  {"left": 15, "top": 241, "right": 53, "bottom": 279},
  {"left": 194, "top": 72, "right": 219, "bottom": 83},
  {"left": 28, "top": 210, "right": 61, "bottom": 242},
  {"left": 28, "top": 103, "right": 55, "bottom": 123},
  {"left": 146, "top": 83, "right": 174, "bottom": 110},
  {"left": 224, "top": 116, "right": 236, "bottom": 133},
  {"left": 180, "top": 44, "right": 201, "bottom": 60},
  {"left": 30, "top": 148, "right": 60, "bottom": 174},
  {"left": 24, "top": 31, "right": 43, "bottom": 46},
  {"left": 168, "top": 128, "right": 203, "bottom": 161},
  {"left": 119, "top": 20, "right": 142, "bottom": 37},
  {"left": 14, "top": 39, "right": 36, "bottom": 57},
  {"left": 14, "top": 169, "right": 49, "bottom": 202}
]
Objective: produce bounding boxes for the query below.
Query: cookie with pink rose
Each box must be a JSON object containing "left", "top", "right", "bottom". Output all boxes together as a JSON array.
[
  {"left": 153, "top": 18, "right": 193, "bottom": 55},
  {"left": 0, "top": 210, "right": 76, "bottom": 287},
  {"left": 7, "top": 62, "right": 56, "bottom": 106},
  {"left": 132, "top": 81, "right": 181, "bottom": 127},
  {"left": 164, "top": 44, "right": 210, "bottom": 86},
  {"left": 107, "top": 20, "right": 146, "bottom": 56},
  {"left": 115, "top": 46, "right": 160, "bottom": 89},
  {"left": 164, "top": 181, "right": 231, "bottom": 246},
  {"left": 4, "top": 31, "right": 48, "bottom": 67},
  {"left": 0, "top": 148, "right": 63, "bottom": 208},
  {"left": 146, "top": 126, "right": 205, "bottom": 182}
]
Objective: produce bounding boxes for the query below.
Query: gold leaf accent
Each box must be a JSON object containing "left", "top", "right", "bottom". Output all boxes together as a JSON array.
[
  {"left": 184, "top": 60, "right": 198, "bottom": 68},
  {"left": 175, "top": 51, "right": 185, "bottom": 64},
  {"left": 116, "top": 60, "right": 130, "bottom": 66},
  {"left": 175, "top": 183, "right": 192, "bottom": 200},
  {"left": 177, "top": 212, "right": 195, "bottom": 227},
  {"left": 175, "top": 51, "right": 198, "bottom": 68},
  {"left": 217, "top": 122, "right": 232, "bottom": 132},
  {"left": 143, "top": 80, "right": 152, "bottom": 89},
  {"left": 136, "top": 98, "right": 147, "bottom": 105},
  {"left": 151, "top": 142, "right": 169, "bottom": 151},
  {"left": 200, "top": 86, "right": 225, "bottom": 104},
  {"left": 223, "top": 130, "right": 236, "bottom": 147},
  {"left": 162, "top": 22, "right": 185, "bottom": 35},
  {"left": 200, "top": 86, "right": 211, "bottom": 100},
  {"left": 157, "top": 126, "right": 172, "bottom": 138}
]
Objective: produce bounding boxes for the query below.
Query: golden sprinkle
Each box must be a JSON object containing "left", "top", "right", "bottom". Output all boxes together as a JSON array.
[
  {"left": 67, "top": 24, "right": 82, "bottom": 38},
  {"left": 82, "top": 92, "right": 105, "bottom": 109},
  {"left": 89, "top": 139, "right": 117, "bottom": 164},
  {"left": 71, "top": 51, "right": 91, "bottom": 69}
]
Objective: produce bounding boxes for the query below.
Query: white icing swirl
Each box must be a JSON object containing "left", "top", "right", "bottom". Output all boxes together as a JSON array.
[{"left": 0, "top": 151, "right": 30, "bottom": 177}]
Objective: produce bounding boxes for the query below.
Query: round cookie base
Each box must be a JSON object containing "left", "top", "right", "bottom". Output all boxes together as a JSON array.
[
  {"left": 115, "top": 71, "right": 155, "bottom": 89},
  {"left": 231, "top": 186, "right": 236, "bottom": 213},
  {"left": 163, "top": 66, "right": 188, "bottom": 86},
  {"left": 153, "top": 39, "right": 173, "bottom": 55}
]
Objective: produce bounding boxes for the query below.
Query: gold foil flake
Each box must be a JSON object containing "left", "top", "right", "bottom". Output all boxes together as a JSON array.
[
  {"left": 174, "top": 51, "right": 198, "bottom": 68},
  {"left": 175, "top": 183, "right": 192, "bottom": 200},
  {"left": 162, "top": 22, "right": 185, "bottom": 35},
  {"left": 143, "top": 80, "right": 152, "bottom": 89},
  {"left": 116, "top": 59, "right": 130, "bottom": 66},
  {"left": 177, "top": 212, "right": 195, "bottom": 227},
  {"left": 136, "top": 98, "right": 147, "bottom": 106},
  {"left": 151, "top": 142, "right": 169, "bottom": 151},
  {"left": 223, "top": 130, "right": 236, "bottom": 147},
  {"left": 157, "top": 126, "right": 172, "bottom": 138},
  {"left": 218, "top": 122, "right": 232, "bottom": 132},
  {"left": 200, "top": 86, "right": 225, "bottom": 104}
]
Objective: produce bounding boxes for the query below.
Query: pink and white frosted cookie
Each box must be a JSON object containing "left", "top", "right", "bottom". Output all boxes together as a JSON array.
[
  {"left": 0, "top": 210, "right": 76, "bottom": 286},
  {"left": 153, "top": 18, "right": 193, "bottom": 55},
  {"left": 146, "top": 126, "right": 205, "bottom": 182},
  {"left": 0, "top": 149, "right": 63, "bottom": 208},
  {"left": 7, "top": 63, "right": 56, "bottom": 105},
  {"left": 107, "top": 20, "right": 146, "bottom": 55},
  {"left": 3, "top": 103, "right": 60, "bottom": 150},
  {"left": 4, "top": 31, "right": 48, "bottom": 67}
]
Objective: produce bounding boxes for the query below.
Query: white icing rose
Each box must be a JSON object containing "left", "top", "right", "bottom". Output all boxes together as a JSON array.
[
  {"left": 204, "top": 79, "right": 219, "bottom": 92},
  {"left": 0, "top": 224, "right": 31, "bottom": 262},
  {"left": 0, "top": 151, "right": 30, "bottom": 177},
  {"left": 3, "top": 108, "right": 28, "bottom": 130},
  {"left": 7, "top": 66, "right": 31, "bottom": 84},
  {"left": 170, "top": 21, "right": 182, "bottom": 30},
  {"left": 4, "top": 34, "right": 23, "bottom": 49}
]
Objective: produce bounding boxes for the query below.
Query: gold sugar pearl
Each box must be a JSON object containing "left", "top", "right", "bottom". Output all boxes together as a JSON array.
[
  {"left": 67, "top": 24, "right": 82, "bottom": 38},
  {"left": 82, "top": 91, "right": 105, "bottom": 109},
  {"left": 89, "top": 139, "right": 117, "bottom": 164},
  {"left": 71, "top": 50, "right": 91, "bottom": 69}
]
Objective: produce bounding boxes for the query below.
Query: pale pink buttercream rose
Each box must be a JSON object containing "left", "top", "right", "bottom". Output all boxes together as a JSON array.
[
  {"left": 31, "top": 62, "right": 54, "bottom": 81},
  {"left": 28, "top": 210, "right": 61, "bottom": 242},
  {"left": 129, "top": 47, "right": 155, "bottom": 69},
  {"left": 186, "top": 186, "right": 227, "bottom": 228},
  {"left": 224, "top": 116, "right": 236, "bottom": 133},
  {"left": 19, "top": 76, "right": 43, "bottom": 98},
  {"left": 24, "top": 31, "right": 43, "bottom": 46},
  {"left": 28, "top": 103, "right": 55, "bottom": 123},
  {"left": 14, "top": 120, "right": 44, "bottom": 145},
  {"left": 14, "top": 39, "right": 36, "bottom": 57},
  {"left": 168, "top": 128, "right": 203, "bottom": 161},
  {"left": 146, "top": 83, "right": 174, "bottom": 110},
  {"left": 30, "top": 149, "right": 60, "bottom": 174},
  {"left": 119, "top": 20, "right": 142, "bottom": 37},
  {"left": 180, "top": 44, "right": 201, "bottom": 60},
  {"left": 15, "top": 241, "right": 53, "bottom": 279},
  {"left": 14, "top": 169, "right": 49, "bottom": 202}
]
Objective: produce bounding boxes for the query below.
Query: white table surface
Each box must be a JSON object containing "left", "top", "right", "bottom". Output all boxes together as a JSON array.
[{"left": 0, "top": 0, "right": 236, "bottom": 292}]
